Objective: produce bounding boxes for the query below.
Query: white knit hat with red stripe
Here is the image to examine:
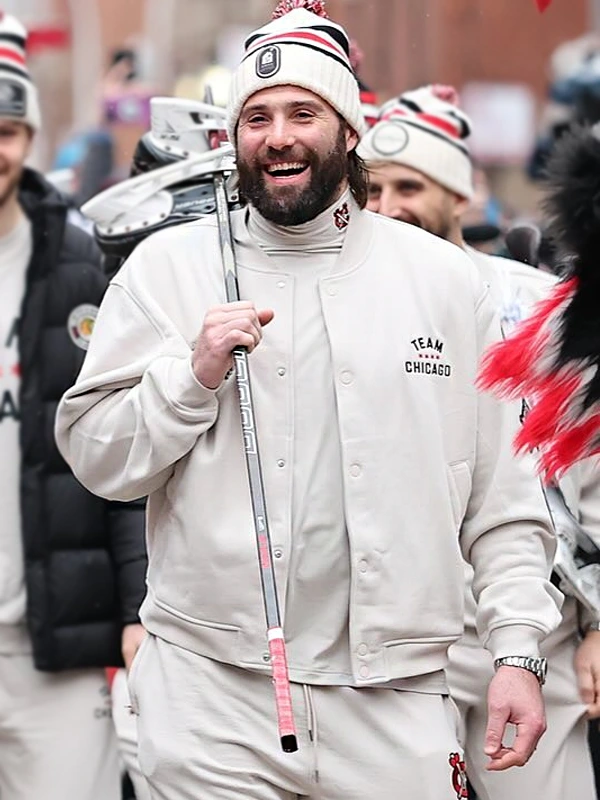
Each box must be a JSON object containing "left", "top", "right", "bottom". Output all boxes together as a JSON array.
[
  {"left": 0, "top": 12, "right": 40, "bottom": 131},
  {"left": 357, "top": 85, "right": 473, "bottom": 199},
  {"left": 227, "top": 0, "right": 366, "bottom": 144}
]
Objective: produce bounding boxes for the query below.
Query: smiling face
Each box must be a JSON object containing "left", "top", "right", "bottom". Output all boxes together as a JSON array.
[
  {"left": 236, "top": 85, "right": 358, "bottom": 226},
  {"left": 366, "top": 161, "right": 468, "bottom": 245},
  {"left": 0, "top": 120, "right": 32, "bottom": 208}
]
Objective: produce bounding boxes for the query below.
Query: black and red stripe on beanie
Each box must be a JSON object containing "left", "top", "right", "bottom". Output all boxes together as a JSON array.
[
  {"left": 226, "top": 0, "right": 366, "bottom": 143},
  {"left": 0, "top": 11, "right": 40, "bottom": 130}
]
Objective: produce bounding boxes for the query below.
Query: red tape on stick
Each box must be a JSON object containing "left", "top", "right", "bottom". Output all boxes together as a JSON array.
[
  {"left": 535, "top": 0, "right": 552, "bottom": 11},
  {"left": 268, "top": 628, "right": 298, "bottom": 752}
]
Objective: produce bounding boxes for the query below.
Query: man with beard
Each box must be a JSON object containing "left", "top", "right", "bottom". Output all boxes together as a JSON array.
[
  {"left": 359, "top": 85, "right": 600, "bottom": 800},
  {"left": 56, "top": 3, "right": 562, "bottom": 798},
  {"left": 357, "top": 85, "right": 472, "bottom": 243},
  {"left": 0, "top": 12, "right": 147, "bottom": 800}
]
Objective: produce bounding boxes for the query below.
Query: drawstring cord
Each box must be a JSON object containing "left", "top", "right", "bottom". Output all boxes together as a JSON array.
[{"left": 302, "top": 684, "right": 320, "bottom": 785}]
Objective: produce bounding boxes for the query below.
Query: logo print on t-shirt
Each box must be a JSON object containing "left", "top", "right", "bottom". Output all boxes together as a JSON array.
[{"left": 0, "top": 316, "right": 20, "bottom": 423}]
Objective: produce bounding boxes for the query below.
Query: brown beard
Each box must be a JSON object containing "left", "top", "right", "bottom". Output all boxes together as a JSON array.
[
  {"left": 0, "top": 165, "right": 23, "bottom": 209},
  {"left": 237, "top": 122, "right": 348, "bottom": 226}
]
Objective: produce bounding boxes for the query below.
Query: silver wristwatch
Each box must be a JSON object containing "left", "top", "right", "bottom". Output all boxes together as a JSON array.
[
  {"left": 585, "top": 620, "right": 600, "bottom": 633},
  {"left": 493, "top": 655, "right": 548, "bottom": 686}
]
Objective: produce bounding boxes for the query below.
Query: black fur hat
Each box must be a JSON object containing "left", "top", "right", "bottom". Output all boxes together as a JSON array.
[{"left": 543, "top": 125, "right": 600, "bottom": 391}]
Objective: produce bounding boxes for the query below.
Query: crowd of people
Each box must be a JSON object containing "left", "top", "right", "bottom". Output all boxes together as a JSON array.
[{"left": 2, "top": 0, "right": 600, "bottom": 798}]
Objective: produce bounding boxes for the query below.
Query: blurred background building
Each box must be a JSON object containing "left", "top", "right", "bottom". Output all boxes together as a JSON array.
[{"left": 7, "top": 0, "right": 600, "bottom": 217}]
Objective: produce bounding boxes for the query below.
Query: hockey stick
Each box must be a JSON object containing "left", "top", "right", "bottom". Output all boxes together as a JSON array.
[{"left": 211, "top": 162, "right": 298, "bottom": 755}]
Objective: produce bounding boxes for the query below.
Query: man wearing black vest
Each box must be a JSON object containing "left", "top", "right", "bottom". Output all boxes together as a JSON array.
[{"left": 0, "top": 12, "right": 146, "bottom": 800}]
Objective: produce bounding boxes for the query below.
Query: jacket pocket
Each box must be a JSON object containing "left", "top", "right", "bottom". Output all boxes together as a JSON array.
[
  {"left": 127, "top": 632, "right": 150, "bottom": 715},
  {"left": 153, "top": 594, "right": 240, "bottom": 632},
  {"left": 446, "top": 461, "right": 472, "bottom": 529}
]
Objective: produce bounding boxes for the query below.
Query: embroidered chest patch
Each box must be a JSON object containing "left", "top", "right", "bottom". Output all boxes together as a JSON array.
[
  {"left": 333, "top": 202, "right": 350, "bottom": 230},
  {"left": 405, "top": 335, "right": 453, "bottom": 377},
  {"left": 67, "top": 304, "right": 98, "bottom": 351}
]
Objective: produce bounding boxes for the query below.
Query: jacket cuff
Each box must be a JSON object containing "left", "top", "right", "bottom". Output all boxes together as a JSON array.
[
  {"left": 580, "top": 607, "right": 600, "bottom": 632},
  {"left": 164, "top": 356, "right": 220, "bottom": 419},
  {"left": 485, "top": 624, "right": 543, "bottom": 660}
]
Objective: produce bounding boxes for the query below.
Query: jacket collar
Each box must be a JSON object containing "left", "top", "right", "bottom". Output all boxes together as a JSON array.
[
  {"left": 18, "top": 167, "right": 68, "bottom": 221},
  {"left": 231, "top": 197, "right": 374, "bottom": 277}
]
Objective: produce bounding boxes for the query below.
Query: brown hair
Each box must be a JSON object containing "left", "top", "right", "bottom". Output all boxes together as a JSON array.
[
  {"left": 338, "top": 113, "right": 368, "bottom": 209},
  {"left": 347, "top": 148, "right": 369, "bottom": 209}
]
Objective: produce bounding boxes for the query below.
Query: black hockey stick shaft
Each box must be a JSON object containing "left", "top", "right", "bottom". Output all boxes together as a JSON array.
[{"left": 212, "top": 171, "right": 298, "bottom": 754}]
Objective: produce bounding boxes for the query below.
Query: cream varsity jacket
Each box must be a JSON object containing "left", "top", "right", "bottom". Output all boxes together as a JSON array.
[{"left": 55, "top": 207, "right": 562, "bottom": 684}]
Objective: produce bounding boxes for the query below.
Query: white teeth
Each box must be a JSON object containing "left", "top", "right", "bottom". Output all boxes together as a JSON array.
[{"left": 266, "top": 162, "right": 306, "bottom": 174}]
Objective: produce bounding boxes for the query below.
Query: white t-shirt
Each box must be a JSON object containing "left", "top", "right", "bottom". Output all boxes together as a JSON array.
[{"left": 0, "top": 214, "right": 32, "bottom": 652}]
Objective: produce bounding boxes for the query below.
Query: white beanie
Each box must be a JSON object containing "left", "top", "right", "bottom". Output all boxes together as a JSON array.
[
  {"left": 227, "top": 0, "right": 366, "bottom": 144},
  {"left": 0, "top": 12, "right": 40, "bottom": 131},
  {"left": 357, "top": 86, "right": 473, "bottom": 199}
]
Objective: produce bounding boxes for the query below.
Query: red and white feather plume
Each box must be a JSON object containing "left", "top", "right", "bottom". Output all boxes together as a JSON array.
[{"left": 478, "top": 124, "right": 600, "bottom": 479}]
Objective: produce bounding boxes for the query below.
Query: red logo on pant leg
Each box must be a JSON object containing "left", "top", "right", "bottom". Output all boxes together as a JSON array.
[{"left": 449, "top": 752, "right": 468, "bottom": 799}]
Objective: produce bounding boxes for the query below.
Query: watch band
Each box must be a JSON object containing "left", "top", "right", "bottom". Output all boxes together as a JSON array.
[{"left": 493, "top": 655, "right": 548, "bottom": 686}]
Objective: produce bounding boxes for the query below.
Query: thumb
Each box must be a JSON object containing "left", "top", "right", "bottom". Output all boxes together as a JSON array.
[
  {"left": 484, "top": 707, "right": 507, "bottom": 756},
  {"left": 258, "top": 308, "right": 275, "bottom": 326},
  {"left": 578, "top": 662, "right": 595, "bottom": 706}
]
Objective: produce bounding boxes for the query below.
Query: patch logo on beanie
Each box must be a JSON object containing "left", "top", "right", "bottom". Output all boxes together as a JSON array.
[
  {"left": 0, "top": 80, "right": 25, "bottom": 118},
  {"left": 371, "top": 122, "right": 409, "bottom": 157},
  {"left": 256, "top": 45, "right": 281, "bottom": 79}
]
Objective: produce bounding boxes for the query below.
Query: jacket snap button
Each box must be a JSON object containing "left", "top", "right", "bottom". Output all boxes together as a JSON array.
[
  {"left": 262, "top": 652, "right": 271, "bottom": 663},
  {"left": 350, "top": 464, "right": 361, "bottom": 477},
  {"left": 358, "top": 644, "right": 368, "bottom": 656},
  {"left": 274, "top": 548, "right": 283, "bottom": 559},
  {"left": 359, "top": 665, "right": 369, "bottom": 678},
  {"left": 277, "top": 459, "right": 286, "bottom": 468},
  {"left": 358, "top": 560, "right": 368, "bottom": 573},
  {"left": 340, "top": 371, "right": 353, "bottom": 385},
  {"left": 277, "top": 367, "right": 286, "bottom": 377}
]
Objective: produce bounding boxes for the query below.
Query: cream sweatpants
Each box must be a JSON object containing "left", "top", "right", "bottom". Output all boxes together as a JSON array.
[
  {"left": 112, "top": 666, "right": 152, "bottom": 800},
  {"left": 0, "top": 652, "right": 120, "bottom": 800},
  {"left": 128, "top": 634, "right": 468, "bottom": 800}
]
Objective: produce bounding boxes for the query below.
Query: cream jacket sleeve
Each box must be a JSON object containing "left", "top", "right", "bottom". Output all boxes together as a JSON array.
[
  {"left": 461, "top": 282, "right": 562, "bottom": 658},
  {"left": 55, "top": 235, "right": 220, "bottom": 501}
]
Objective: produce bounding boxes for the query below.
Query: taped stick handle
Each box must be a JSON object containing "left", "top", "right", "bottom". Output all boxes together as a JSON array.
[{"left": 268, "top": 628, "right": 297, "bottom": 752}]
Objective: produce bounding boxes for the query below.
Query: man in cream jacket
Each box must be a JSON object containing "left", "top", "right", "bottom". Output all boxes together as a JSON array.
[
  {"left": 359, "top": 83, "right": 600, "bottom": 800},
  {"left": 56, "top": 6, "right": 561, "bottom": 799}
]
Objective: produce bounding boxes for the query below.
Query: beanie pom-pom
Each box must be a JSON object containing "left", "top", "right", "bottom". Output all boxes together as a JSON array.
[{"left": 272, "top": 0, "right": 329, "bottom": 19}]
